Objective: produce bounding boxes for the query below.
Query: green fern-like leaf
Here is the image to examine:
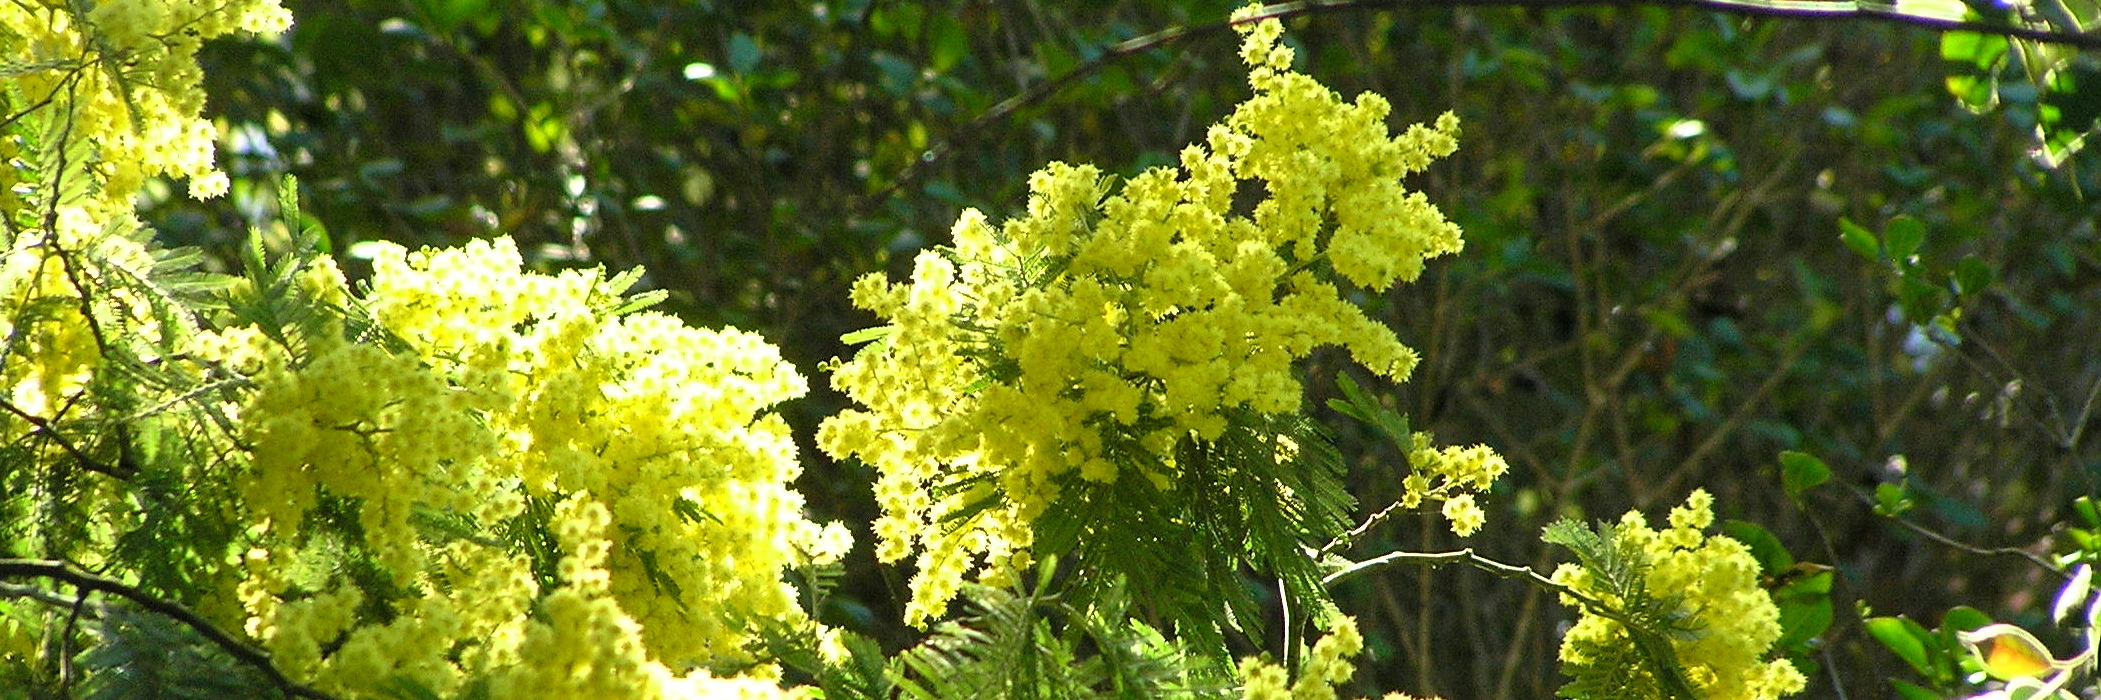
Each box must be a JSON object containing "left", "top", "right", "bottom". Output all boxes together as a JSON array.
[
  {"left": 76, "top": 604, "right": 279, "bottom": 700},
  {"left": 1543, "top": 518, "right": 1705, "bottom": 700},
  {"left": 1037, "top": 408, "right": 1353, "bottom": 661},
  {"left": 885, "top": 583, "right": 1233, "bottom": 700}
]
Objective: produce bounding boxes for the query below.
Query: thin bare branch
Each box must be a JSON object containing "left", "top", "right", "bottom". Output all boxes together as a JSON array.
[
  {"left": 0, "top": 559, "right": 342, "bottom": 700},
  {"left": 0, "top": 398, "right": 135, "bottom": 480},
  {"left": 860, "top": 0, "right": 2101, "bottom": 215}
]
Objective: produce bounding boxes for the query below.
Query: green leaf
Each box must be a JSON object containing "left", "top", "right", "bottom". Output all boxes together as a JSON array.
[
  {"left": 604, "top": 290, "right": 669, "bottom": 317},
  {"left": 1774, "top": 571, "right": 1834, "bottom": 650},
  {"left": 1721, "top": 520, "right": 1793, "bottom": 574},
  {"left": 1896, "top": 275, "right": 1944, "bottom": 325},
  {"left": 840, "top": 325, "right": 894, "bottom": 346},
  {"left": 1778, "top": 451, "right": 1831, "bottom": 501},
  {"left": 1890, "top": 679, "right": 1943, "bottom": 700},
  {"left": 1875, "top": 482, "right": 1915, "bottom": 517},
  {"left": 1330, "top": 372, "right": 1409, "bottom": 449},
  {"left": 1639, "top": 308, "right": 1694, "bottom": 339},
  {"left": 1942, "top": 605, "right": 1994, "bottom": 634},
  {"left": 1839, "top": 217, "right": 1880, "bottom": 260},
  {"left": 2077, "top": 496, "right": 2101, "bottom": 528},
  {"left": 242, "top": 225, "right": 269, "bottom": 283},
  {"left": 1953, "top": 255, "right": 1995, "bottom": 297},
  {"left": 1867, "top": 616, "right": 1932, "bottom": 675},
  {"left": 416, "top": 0, "right": 491, "bottom": 35},
  {"left": 2037, "top": 61, "right": 2101, "bottom": 166},
  {"left": 882, "top": 583, "right": 1230, "bottom": 700},
  {"left": 1885, "top": 215, "right": 1926, "bottom": 262},
  {"left": 276, "top": 175, "right": 331, "bottom": 256},
  {"left": 1333, "top": 372, "right": 1375, "bottom": 419},
  {"left": 1545, "top": 516, "right": 1705, "bottom": 700},
  {"left": 728, "top": 32, "right": 762, "bottom": 75},
  {"left": 1323, "top": 397, "right": 1368, "bottom": 424},
  {"left": 926, "top": 14, "right": 969, "bottom": 73},
  {"left": 1940, "top": 32, "right": 2007, "bottom": 112}
]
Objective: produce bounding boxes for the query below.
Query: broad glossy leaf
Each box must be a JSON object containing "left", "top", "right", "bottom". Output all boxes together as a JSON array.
[
  {"left": 1775, "top": 570, "right": 1834, "bottom": 650},
  {"left": 2054, "top": 564, "right": 2092, "bottom": 624},
  {"left": 1779, "top": 451, "right": 1831, "bottom": 500},
  {"left": 1867, "top": 616, "right": 1932, "bottom": 675},
  {"left": 1942, "top": 605, "right": 1994, "bottom": 634},
  {"left": 1959, "top": 624, "right": 2058, "bottom": 680},
  {"left": 1722, "top": 520, "right": 1792, "bottom": 574}
]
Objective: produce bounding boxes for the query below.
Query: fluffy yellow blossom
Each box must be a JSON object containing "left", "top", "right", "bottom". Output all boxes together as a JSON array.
[
  {"left": 1400, "top": 434, "right": 1509, "bottom": 537},
  {"left": 0, "top": 208, "right": 192, "bottom": 575},
  {"left": 231, "top": 237, "right": 842, "bottom": 698},
  {"left": 1, "top": 0, "right": 288, "bottom": 206},
  {"left": 1440, "top": 494, "right": 1486, "bottom": 538},
  {"left": 1552, "top": 490, "right": 1807, "bottom": 700},
  {"left": 1237, "top": 617, "right": 1409, "bottom": 700},
  {"left": 1, "top": 0, "right": 284, "bottom": 572},
  {"left": 820, "top": 5, "right": 1468, "bottom": 627},
  {"left": 6, "top": 1, "right": 827, "bottom": 696}
]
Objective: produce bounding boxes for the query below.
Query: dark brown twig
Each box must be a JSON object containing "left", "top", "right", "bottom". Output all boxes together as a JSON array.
[
  {"left": 0, "top": 399, "right": 135, "bottom": 480},
  {"left": 1846, "top": 484, "right": 2067, "bottom": 575},
  {"left": 859, "top": 0, "right": 2101, "bottom": 216},
  {"left": 0, "top": 559, "right": 342, "bottom": 700}
]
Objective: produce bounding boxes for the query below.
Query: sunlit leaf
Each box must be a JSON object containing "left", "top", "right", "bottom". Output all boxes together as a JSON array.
[
  {"left": 2054, "top": 565, "right": 2092, "bottom": 624},
  {"left": 1940, "top": 32, "right": 2007, "bottom": 113},
  {"left": 1960, "top": 624, "right": 2059, "bottom": 680},
  {"left": 1867, "top": 616, "right": 1932, "bottom": 675}
]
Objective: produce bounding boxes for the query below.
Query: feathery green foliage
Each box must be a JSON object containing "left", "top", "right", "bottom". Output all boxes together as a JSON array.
[
  {"left": 75, "top": 603, "right": 279, "bottom": 700},
  {"left": 1544, "top": 519, "right": 1706, "bottom": 700},
  {"left": 1035, "top": 410, "right": 1353, "bottom": 660},
  {"left": 886, "top": 579, "right": 1234, "bottom": 700}
]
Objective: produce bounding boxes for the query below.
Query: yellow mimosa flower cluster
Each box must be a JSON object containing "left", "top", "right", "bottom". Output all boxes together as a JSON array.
[
  {"left": 1552, "top": 490, "right": 1807, "bottom": 700},
  {"left": 1238, "top": 617, "right": 1436, "bottom": 700},
  {"left": 2, "top": 0, "right": 284, "bottom": 508},
  {"left": 220, "top": 238, "right": 842, "bottom": 699},
  {"left": 0, "top": 211, "right": 163, "bottom": 439},
  {"left": 6, "top": 0, "right": 834, "bottom": 695},
  {"left": 820, "top": 6, "right": 1469, "bottom": 626},
  {"left": 1398, "top": 433, "right": 1508, "bottom": 537},
  {"left": 1, "top": 0, "right": 289, "bottom": 208}
]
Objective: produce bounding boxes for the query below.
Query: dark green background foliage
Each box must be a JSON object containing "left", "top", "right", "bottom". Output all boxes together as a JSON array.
[{"left": 157, "top": 1, "right": 2101, "bottom": 697}]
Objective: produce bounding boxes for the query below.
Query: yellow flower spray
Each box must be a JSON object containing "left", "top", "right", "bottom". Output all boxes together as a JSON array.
[{"left": 820, "top": 5, "right": 1488, "bottom": 630}]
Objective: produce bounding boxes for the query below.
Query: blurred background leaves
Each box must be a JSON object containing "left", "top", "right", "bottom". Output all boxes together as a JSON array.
[{"left": 157, "top": 1, "right": 2101, "bottom": 697}]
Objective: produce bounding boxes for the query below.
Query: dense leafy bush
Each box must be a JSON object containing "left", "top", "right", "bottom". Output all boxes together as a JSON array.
[{"left": 6, "top": 0, "right": 2100, "bottom": 698}]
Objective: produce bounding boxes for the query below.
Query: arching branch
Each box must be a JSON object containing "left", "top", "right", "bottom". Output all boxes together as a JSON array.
[
  {"left": 859, "top": 0, "right": 2099, "bottom": 216},
  {"left": 0, "top": 559, "right": 342, "bottom": 700}
]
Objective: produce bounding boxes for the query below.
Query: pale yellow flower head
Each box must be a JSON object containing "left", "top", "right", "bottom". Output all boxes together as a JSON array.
[
  {"left": 1237, "top": 617, "right": 1404, "bottom": 700},
  {"left": 821, "top": 6, "right": 1471, "bottom": 626},
  {"left": 1403, "top": 435, "right": 1509, "bottom": 537},
  {"left": 232, "top": 236, "right": 840, "bottom": 696},
  {"left": 1551, "top": 490, "right": 1808, "bottom": 700}
]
